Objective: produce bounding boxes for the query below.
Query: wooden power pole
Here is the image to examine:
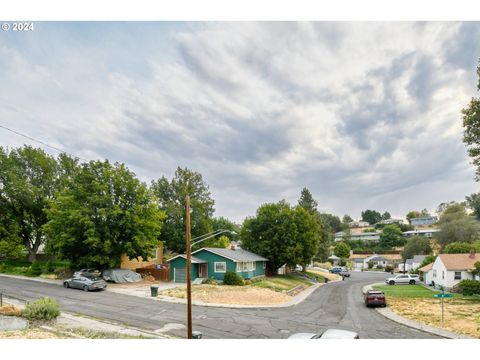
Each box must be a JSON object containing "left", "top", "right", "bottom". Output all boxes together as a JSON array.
[{"left": 186, "top": 195, "right": 192, "bottom": 339}]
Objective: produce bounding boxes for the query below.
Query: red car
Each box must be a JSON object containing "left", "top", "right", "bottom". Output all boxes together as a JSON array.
[{"left": 364, "top": 290, "right": 386, "bottom": 307}]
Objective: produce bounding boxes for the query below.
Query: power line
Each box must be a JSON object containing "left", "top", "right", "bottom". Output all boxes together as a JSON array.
[{"left": 0, "top": 123, "right": 89, "bottom": 162}]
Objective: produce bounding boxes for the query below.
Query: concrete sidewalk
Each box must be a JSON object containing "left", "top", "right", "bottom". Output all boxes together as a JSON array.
[{"left": 2, "top": 295, "right": 170, "bottom": 338}]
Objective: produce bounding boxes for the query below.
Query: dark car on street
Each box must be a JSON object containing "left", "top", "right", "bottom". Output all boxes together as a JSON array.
[
  {"left": 63, "top": 275, "right": 107, "bottom": 292},
  {"left": 364, "top": 290, "right": 386, "bottom": 307}
]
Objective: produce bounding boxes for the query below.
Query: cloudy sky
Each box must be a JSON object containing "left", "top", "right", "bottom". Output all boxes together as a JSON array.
[{"left": 1, "top": 22, "right": 479, "bottom": 223}]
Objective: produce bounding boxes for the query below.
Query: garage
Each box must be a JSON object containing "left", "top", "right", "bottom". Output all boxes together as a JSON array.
[{"left": 174, "top": 267, "right": 187, "bottom": 283}]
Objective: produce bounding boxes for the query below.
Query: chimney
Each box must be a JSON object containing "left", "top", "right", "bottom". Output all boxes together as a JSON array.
[
  {"left": 230, "top": 244, "right": 236, "bottom": 251},
  {"left": 470, "top": 249, "right": 476, "bottom": 259}
]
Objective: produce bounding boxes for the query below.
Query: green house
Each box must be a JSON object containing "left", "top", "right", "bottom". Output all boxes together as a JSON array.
[{"left": 168, "top": 247, "right": 268, "bottom": 283}]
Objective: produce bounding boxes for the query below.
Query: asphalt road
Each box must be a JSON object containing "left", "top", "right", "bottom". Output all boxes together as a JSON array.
[{"left": 0, "top": 271, "right": 441, "bottom": 339}]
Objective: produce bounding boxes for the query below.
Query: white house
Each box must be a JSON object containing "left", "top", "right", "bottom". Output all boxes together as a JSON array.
[
  {"left": 351, "top": 254, "right": 390, "bottom": 270},
  {"left": 398, "top": 255, "right": 427, "bottom": 272},
  {"left": 348, "top": 221, "right": 370, "bottom": 228},
  {"left": 403, "top": 229, "right": 440, "bottom": 238},
  {"left": 377, "top": 218, "right": 404, "bottom": 225},
  {"left": 334, "top": 231, "right": 380, "bottom": 242},
  {"left": 419, "top": 252, "right": 480, "bottom": 289},
  {"left": 410, "top": 216, "right": 438, "bottom": 227}
]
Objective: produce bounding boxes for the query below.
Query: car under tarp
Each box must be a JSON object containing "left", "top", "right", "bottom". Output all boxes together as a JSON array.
[{"left": 102, "top": 269, "right": 142, "bottom": 283}]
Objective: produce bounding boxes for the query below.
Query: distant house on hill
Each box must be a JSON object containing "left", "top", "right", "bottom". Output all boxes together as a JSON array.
[
  {"left": 377, "top": 218, "right": 404, "bottom": 226},
  {"left": 335, "top": 231, "right": 380, "bottom": 242},
  {"left": 402, "top": 229, "right": 439, "bottom": 238},
  {"left": 410, "top": 216, "right": 438, "bottom": 226}
]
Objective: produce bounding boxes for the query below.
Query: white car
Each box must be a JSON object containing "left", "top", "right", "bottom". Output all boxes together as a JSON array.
[
  {"left": 288, "top": 329, "right": 359, "bottom": 339},
  {"left": 385, "top": 274, "right": 419, "bottom": 285}
]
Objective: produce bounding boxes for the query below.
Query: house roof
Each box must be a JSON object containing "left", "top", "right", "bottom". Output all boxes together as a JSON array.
[
  {"left": 405, "top": 259, "right": 413, "bottom": 265},
  {"left": 418, "top": 262, "right": 433, "bottom": 272},
  {"left": 328, "top": 255, "right": 340, "bottom": 260},
  {"left": 167, "top": 254, "right": 207, "bottom": 264},
  {"left": 438, "top": 253, "right": 480, "bottom": 271},
  {"left": 370, "top": 256, "right": 387, "bottom": 262},
  {"left": 412, "top": 255, "right": 427, "bottom": 263},
  {"left": 192, "top": 247, "right": 268, "bottom": 262}
]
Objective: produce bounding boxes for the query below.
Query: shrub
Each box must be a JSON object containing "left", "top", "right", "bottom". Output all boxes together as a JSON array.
[
  {"left": 244, "top": 279, "right": 252, "bottom": 285},
  {"left": 223, "top": 271, "right": 245, "bottom": 286},
  {"left": 45, "top": 261, "right": 56, "bottom": 273},
  {"left": 30, "top": 260, "right": 43, "bottom": 276},
  {"left": 54, "top": 267, "right": 73, "bottom": 279},
  {"left": 384, "top": 265, "right": 393, "bottom": 272},
  {"left": 202, "top": 277, "right": 217, "bottom": 285},
  {"left": 367, "top": 261, "right": 374, "bottom": 269},
  {"left": 22, "top": 297, "right": 60, "bottom": 321},
  {"left": 458, "top": 280, "right": 480, "bottom": 296}
]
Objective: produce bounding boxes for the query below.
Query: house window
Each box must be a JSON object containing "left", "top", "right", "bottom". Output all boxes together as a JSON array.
[
  {"left": 214, "top": 262, "right": 226, "bottom": 273},
  {"left": 442, "top": 271, "right": 445, "bottom": 280},
  {"left": 252, "top": 262, "right": 256, "bottom": 271},
  {"left": 433, "top": 270, "right": 437, "bottom": 278},
  {"left": 454, "top": 272, "right": 461, "bottom": 280},
  {"left": 236, "top": 262, "right": 242, "bottom": 272},
  {"left": 263, "top": 262, "right": 266, "bottom": 269},
  {"left": 242, "top": 262, "right": 248, "bottom": 272}
]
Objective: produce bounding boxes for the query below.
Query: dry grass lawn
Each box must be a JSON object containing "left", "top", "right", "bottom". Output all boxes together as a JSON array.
[
  {"left": 159, "top": 284, "right": 292, "bottom": 305},
  {"left": 0, "top": 328, "right": 61, "bottom": 339},
  {"left": 0, "top": 304, "right": 22, "bottom": 317},
  {"left": 307, "top": 269, "right": 341, "bottom": 281},
  {"left": 387, "top": 297, "right": 480, "bottom": 338}
]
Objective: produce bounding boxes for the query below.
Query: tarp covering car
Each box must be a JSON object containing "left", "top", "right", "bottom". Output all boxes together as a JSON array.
[{"left": 102, "top": 269, "right": 142, "bottom": 283}]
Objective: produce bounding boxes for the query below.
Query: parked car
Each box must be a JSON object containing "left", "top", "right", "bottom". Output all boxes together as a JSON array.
[
  {"left": 329, "top": 266, "right": 343, "bottom": 274},
  {"left": 73, "top": 268, "right": 101, "bottom": 277},
  {"left": 385, "top": 274, "right": 419, "bottom": 285},
  {"left": 364, "top": 290, "right": 386, "bottom": 307},
  {"left": 339, "top": 267, "right": 350, "bottom": 277},
  {"left": 63, "top": 275, "right": 107, "bottom": 292},
  {"left": 289, "top": 329, "right": 359, "bottom": 339}
]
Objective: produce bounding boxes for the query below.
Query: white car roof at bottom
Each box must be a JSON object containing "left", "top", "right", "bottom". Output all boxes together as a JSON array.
[{"left": 288, "top": 329, "right": 359, "bottom": 339}]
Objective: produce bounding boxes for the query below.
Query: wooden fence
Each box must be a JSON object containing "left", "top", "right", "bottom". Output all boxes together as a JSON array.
[{"left": 136, "top": 266, "right": 170, "bottom": 282}]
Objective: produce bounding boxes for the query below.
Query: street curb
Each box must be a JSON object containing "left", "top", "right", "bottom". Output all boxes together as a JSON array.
[
  {"left": 363, "top": 283, "right": 475, "bottom": 339},
  {"left": 0, "top": 273, "right": 62, "bottom": 285},
  {"left": 111, "top": 278, "right": 342, "bottom": 309},
  {"left": 1, "top": 294, "right": 170, "bottom": 339}
]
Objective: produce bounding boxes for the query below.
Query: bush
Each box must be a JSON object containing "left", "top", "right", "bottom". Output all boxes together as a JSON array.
[
  {"left": 22, "top": 297, "right": 60, "bottom": 321},
  {"left": 54, "top": 267, "right": 73, "bottom": 279},
  {"left": 30, "top": 260, "right": 43, "bottom": 276},
  {"left": 384, "top": 265, "right": 394, "bottom": 273},
  {"left": 223, "top": 271, "right": 245, "bottom": 286},
  {"left": 45, "top": 261, "right": 56, "bottom": 273},
  {"left": 458, "top": 280, "right": 480, "bottom": 296},
  {"left": 202, "top": 277, "right": 217, "bottom": 285},
  {"left": 367, "top": 261, "right": 374, "bottom": 269}
]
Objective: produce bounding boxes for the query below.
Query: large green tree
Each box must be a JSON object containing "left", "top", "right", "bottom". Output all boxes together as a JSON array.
[
  {"left": 462, "top": 59, "right": 480, "bottom": 180},
  {"left": 401, "top": 235, "right": 432, "bottom": 272},
  {"left": 151, "top": 167, "right": 215, "bottom": 253},
  {"left": 466, "top": 192, "right": 480, "bottom": 220},
  {"left": 443, "top": 242, "right": 480, "bottom": 254},
  {"left": 44, "top": 160, "right": 165, "bottom": 268},
  {"left": 436, "top": 203, "right": 480, "bottom": 247},
  {"left": 241, "top": 201, "right": 320, "bottom": 273},
  {"left": 381, "top": 211, "right": 391, "bottom": 220},
  {"left": 361, "top": 209, "right": 382, "bottom": 225},
  {"left": 0, "top": 146, "right": 62, "bottom": 261},
  {"left": 334, "top": 242, "right": 351, "bottom": 259},
  {"left": 298, "top": 187, "right": 318, "bottom": 214},
  {"left": 379, "top": 224, "right": 405, "bottom": 249}
]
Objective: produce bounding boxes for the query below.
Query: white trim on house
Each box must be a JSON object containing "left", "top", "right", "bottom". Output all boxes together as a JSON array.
[{"left": 214, "top": 262, "right": 226, "bottom": 273}]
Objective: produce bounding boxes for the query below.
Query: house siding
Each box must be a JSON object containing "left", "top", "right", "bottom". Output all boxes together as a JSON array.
[
  {"left": 169, "top": 257, "right": 199, "bottom": 282},
  {"left": 194, "top": 250, "right": 237, "bottom": 281}
]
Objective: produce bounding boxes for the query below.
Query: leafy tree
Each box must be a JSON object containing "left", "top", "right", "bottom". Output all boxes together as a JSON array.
[
  {"left": 443, "top": 241, "right": 480, "bottom": 253},
  {"left": 298, "top": 187, "right": 318, "bottom": 214},
  {"left": 436, "top": 203, "right": 480, "bottom": 247},
  {"left": 406, "top": 211, "right": 421, "bottom": 224},
  {"left": 381, "top": 211, "right": 391, "bottom": 220},
  {"left": 419, "top": 254, "right": 436, "bottom": 268},
  {"left": 0, "top": 146, "right": 62, "bottom": 261},
  {"left": 333, "top": 242, "right": 351, "bottom": 259},
  {"left": 241, "top": 201, "right": 320, "bottom": 273},
  {"left": 151, "top": 167, "right": 215, "bottom": 253},
  {"left": 466, "top": 192, "right": 480, "bottom": 220},
  {"left": 342, "top": 214, "right": 353, "bottom": 225},
  {"left": 379, "top": 224, "right": 405, "bottom": 249},
  {"left": 462, "top": 60, "right": 480, "bottom": 180},
  {"left": 44, "top": 160, "right": 165, "bottom": 269},
  {"left": 401, "top": 236, "right": 432, "bottom": 272},
  {"left": 196, "top": 217, "right": 241, "bottom": 249},
  {"left": 318, "top": 213, "right": 343, "bottom": 233},
  {"left": 361, "top": 209, "right": 382, "bottom": 225}
]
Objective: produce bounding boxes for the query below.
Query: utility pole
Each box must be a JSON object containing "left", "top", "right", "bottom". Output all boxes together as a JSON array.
[{"left": 186, "top": 195, "right": 192, "bottom": 339}]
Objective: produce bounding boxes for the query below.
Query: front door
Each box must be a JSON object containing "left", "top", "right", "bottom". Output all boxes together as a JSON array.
[{"left": 198, "top": 263, "right": 208, "bottom": 278}]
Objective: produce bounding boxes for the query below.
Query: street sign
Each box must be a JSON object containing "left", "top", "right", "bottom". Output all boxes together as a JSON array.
[{"left": 433, "top": 293, "right": 453, "bottom": 298}]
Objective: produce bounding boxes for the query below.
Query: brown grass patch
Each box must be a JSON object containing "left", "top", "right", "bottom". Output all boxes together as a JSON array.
[
  {"left": 159, "top": 284, "right": 292, "bottom": 305},
  {"left": 0, "top": 329, "right": 62, "bottom": 339},
  {"left": 307, "top": 270, "right": 341, "bottom": 281},
  {"left": 387, "top": 298, "right": 480, "bottom": 338},
  {"left": 0, "top": 304, "right": 22, "bottom": 317}
]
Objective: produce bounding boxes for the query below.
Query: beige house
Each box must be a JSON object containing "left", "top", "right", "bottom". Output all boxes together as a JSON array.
[{"left": 120, "top": 246, "right": 164, "bottom": 270}]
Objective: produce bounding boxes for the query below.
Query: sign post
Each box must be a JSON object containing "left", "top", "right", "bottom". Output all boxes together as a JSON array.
[{"left": 433, "top": 291, "right": 453, "bottom": 328}]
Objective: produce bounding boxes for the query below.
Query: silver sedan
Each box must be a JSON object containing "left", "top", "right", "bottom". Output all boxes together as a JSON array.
[{"left": 63, "top": 275, "right": 107, "bottom": 292}]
